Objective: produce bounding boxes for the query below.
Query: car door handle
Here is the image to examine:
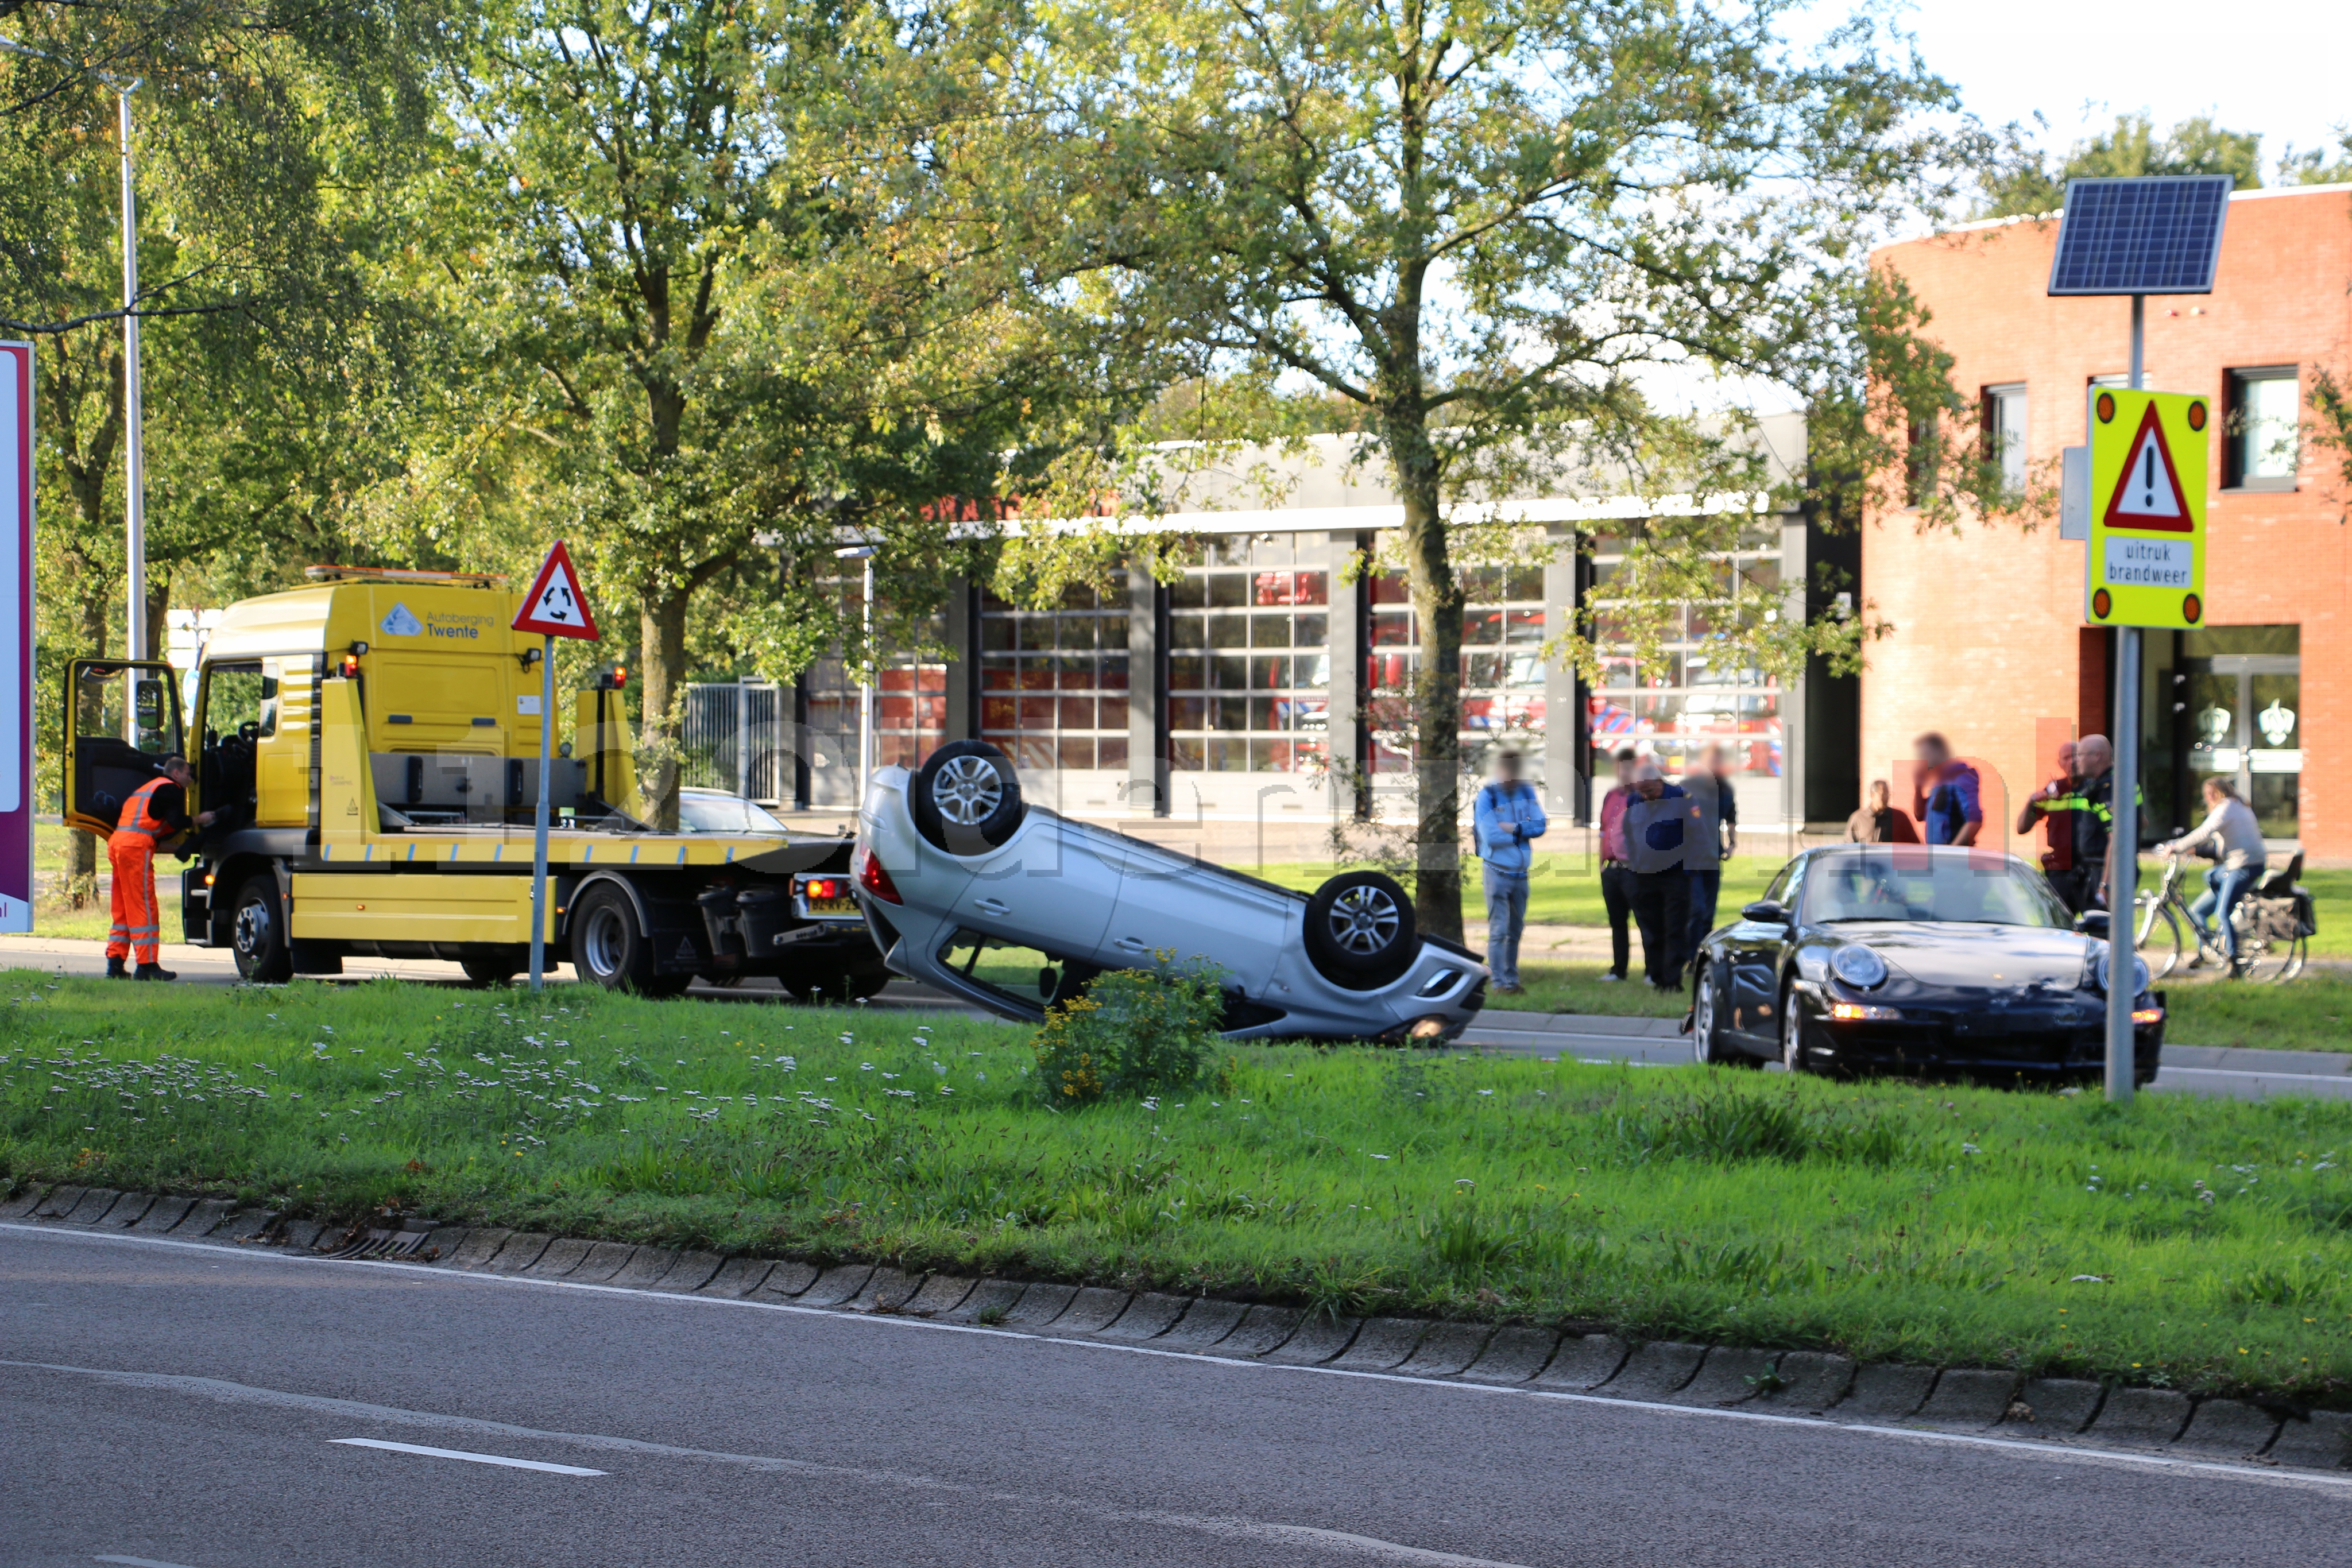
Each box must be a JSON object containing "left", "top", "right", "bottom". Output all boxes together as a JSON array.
[
  {"left": 1113, "top": 937, "right": 1151, "bottom": 954},
  {"left": 973, "top": 897, "right": 1010, "bottom": 916}
]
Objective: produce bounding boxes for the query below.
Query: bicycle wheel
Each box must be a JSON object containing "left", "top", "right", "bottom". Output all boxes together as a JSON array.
[
  {"left": 2134, "top": 895, "right": 2184, "bottom": 981},
  {"left": 2245, "top": 931, "right": 2307, "bottom": 984}
]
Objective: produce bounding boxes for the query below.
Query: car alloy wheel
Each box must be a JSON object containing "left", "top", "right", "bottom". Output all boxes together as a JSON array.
[
  {"left": 931, "top": 754, "right": 1004, "bottom": 827},
  {"left": 1326, "top": 882, "right": 1401, "bottom": 956},
  {"left": 1694, "top": 969, "right": 1719, "bottom": 1064},
  {"left": 1781, "top": 993, "right": 1805, "bottom": 1072}
]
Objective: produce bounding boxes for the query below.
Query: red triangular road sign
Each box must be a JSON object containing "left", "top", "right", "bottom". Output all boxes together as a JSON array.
[
  {"left": 512, "top": 541, "right": 601, "bottom": 640},
  {"left": 2102, "top": 402, "right": 2193, "bottom": 533}
]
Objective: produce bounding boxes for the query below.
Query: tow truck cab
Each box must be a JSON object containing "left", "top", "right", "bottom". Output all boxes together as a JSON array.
[{"left": 60, "top": 566, "right": 886, "bottom": 996}]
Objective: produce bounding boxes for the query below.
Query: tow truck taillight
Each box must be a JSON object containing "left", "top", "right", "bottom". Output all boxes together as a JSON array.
[{"left": 856, "top": 847, "right": 902, "bottom": 905}]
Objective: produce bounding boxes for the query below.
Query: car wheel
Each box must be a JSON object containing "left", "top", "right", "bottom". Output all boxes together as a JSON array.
[
  {"left": 231, "top": 876, "right": 294, "bottom": 984},
  {"left": 459, "top": 952, "right": 520, "bottom": 988},
  {"left": 912, "top": 740, "right": 1024, "bottom": 854},
  {"left": 572, "top": 884, "right": 657, "bottom": 993},
  {"left": 1302, "top": 870, "right": 1418, "bottom": 991},
  {"left": 1780, "top": 988, "right": 1809, "bottom": 1073},
  {"left": 1692, "top": 961, "right": 1756, "bottom": 1067}
]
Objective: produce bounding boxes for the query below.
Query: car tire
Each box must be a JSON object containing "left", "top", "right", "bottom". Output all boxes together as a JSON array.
[
  {"left": 459, "top": 952, "right": 520, "bottom": 988},
  {"left": 912, "top": 740, "right": 1024, "bottom": 855},
  {"left": 572, "top": 883, "right": 658, "bottom": 993},
  {"left": 1302, "top": 870, "right": 1418, "bottom": 992},
  {"left": 1692, "top": 960, "right": 1755, "bottom": 1067},
  {"left": 1780, "top": 986, "right": 1810, "bottom": 1073},
  {"left": 230, "top": 876, "right": 294, "bottom": 984}
]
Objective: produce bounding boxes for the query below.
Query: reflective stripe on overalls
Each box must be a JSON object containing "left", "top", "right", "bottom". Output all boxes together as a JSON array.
[{"left": 106, "top": 777, "right": 172, "bottom": 965}]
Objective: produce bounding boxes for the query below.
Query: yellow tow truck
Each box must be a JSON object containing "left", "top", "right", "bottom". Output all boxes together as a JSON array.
[{"left": 61, "top": 567, "right": 888, "bottom": 995}]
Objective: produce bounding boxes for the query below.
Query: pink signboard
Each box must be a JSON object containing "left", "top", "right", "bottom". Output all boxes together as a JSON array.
[{"left": 0, "top": 341, "right": 28, "bottom": 931}]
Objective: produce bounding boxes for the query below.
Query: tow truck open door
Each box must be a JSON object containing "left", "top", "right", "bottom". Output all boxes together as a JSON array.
[{"left": 61, "top": 658, "right": 184, "bottom": 835}]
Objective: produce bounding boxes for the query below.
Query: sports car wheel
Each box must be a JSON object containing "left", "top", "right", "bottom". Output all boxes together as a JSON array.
[
  {"left": 1691, "top": 962, "right": 1757, "bottom": 1067},
  {"left": 1302, "top": 870, "right": 1418, "bottom": 991},
  {"left": 912, "top": 740, "right": 1024, "bottom": 854},
  {"left": 1780, "top": 989, "right": 1809, "bottom": 1073}
]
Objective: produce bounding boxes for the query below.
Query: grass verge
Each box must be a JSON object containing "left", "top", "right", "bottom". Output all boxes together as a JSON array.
[{"left": 6, "top": 970, "right": 2352, "bottom": 1404}]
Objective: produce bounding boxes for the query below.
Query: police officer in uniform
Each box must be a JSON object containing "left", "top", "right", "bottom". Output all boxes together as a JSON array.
[{"left": 106, "top": 753, "right": 216, "bottom": 981}]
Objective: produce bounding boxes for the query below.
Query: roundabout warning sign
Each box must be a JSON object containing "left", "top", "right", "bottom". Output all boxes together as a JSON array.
[{"left": 2087, "top": 387, "right": 2207, "bottom": 628}]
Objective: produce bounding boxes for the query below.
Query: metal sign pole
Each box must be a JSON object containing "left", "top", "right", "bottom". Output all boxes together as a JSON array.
[
  {"left": 2105, "top": 293, "right": 2147, "bottom": 1104},
  {"left": 529, "top": 632, "right": 556, "bottom": 992}
]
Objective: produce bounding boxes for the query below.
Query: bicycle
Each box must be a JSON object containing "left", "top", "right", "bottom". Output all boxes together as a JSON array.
[{"left": 2134, "top": 853, "right": 2308, "bottom": 983}]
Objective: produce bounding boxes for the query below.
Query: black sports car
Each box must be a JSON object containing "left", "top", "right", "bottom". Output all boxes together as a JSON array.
[{"left": 1690, "top": 845, "right": 2164, "bottom": 1085}]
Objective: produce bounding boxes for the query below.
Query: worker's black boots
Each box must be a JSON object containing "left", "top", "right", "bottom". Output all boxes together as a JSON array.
[
  {"left": 133, "top": 963, "right": 177, "bottom": 981},
  {"left": 105, "top": 957, "right": 128, "bottom": 979}
]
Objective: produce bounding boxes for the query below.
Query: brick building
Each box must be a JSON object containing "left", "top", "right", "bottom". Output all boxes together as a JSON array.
[{"left": 1864, "top": 185, "right": 2351, "bottom": 858}]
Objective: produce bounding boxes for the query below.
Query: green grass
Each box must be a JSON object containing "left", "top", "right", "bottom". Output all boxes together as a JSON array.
[
  {"left": 1508, "top": 962, "right": 1690, "bottom": 1019},
  {"left": 2158, "top": 973, "right": 2352, "bottom": 1055},
  {"left": 7, "top": 970, "right": 2352, "bottom": 1404}
]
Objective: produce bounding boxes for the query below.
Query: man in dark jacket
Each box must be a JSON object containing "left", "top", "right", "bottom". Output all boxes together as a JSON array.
[{"left": 1622, "top": 758, "right": 1692, "bottom": 990}]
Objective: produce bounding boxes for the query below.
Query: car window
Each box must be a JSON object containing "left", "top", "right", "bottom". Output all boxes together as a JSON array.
[
  {"left": 1761, "top": 861, "right": 1792, "bottom": 904},
  {"left": 1802, "top": 848, "right": 2067, "bottom": 928}
]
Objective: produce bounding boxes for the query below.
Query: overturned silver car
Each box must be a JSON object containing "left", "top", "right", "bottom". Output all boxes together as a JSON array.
[{"left": 850, "top": 741, "right": 1488, "bottom": 1040}]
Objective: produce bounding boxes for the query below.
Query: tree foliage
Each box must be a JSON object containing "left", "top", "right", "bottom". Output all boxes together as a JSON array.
[
  {"left": 1975, "top": 113, "right": 2264, "bottom": 220},
  {"left": 994, "top": 0, "right": 1974, "bottom": 935}
]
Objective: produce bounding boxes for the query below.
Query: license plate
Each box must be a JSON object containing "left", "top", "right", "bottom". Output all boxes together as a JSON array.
[{"left": 802, "top": 895, "right": 859, "bottom": 916}]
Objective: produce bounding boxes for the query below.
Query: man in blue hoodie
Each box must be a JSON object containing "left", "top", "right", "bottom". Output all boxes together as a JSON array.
[{"left": 1473, "top": 748, "right": 1548, "bottom": 995}]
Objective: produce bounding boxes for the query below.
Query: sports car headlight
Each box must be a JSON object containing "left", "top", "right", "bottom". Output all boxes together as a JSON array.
[
  {"left": 2095, "top": 951, "right": 2151, "bottom": 996},
  {"left": 1829, "top": 946, "right": 1888, "bottom": 989}
]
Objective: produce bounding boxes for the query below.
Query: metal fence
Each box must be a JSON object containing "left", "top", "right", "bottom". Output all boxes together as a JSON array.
[{"left": 682, "top": 682, "right": 794, "bottom": 804}]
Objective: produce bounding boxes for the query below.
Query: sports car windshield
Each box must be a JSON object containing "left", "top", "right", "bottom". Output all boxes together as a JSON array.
[{"left": 1802, "top": 848, "right": 2070, "bottom": 929}]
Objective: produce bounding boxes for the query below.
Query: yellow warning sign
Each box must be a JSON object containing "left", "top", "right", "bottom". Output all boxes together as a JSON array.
[{"left": 2087, "top": 388, "right": 2208, "bottom": 629}]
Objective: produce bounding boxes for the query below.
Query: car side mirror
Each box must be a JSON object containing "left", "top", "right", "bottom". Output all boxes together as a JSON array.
[
  {"left": 2074, "top": 910, "right": 2111, "bottom": 938},
  {"left": 1740, "top": 900, "right": 1790, "bottom": 927}
]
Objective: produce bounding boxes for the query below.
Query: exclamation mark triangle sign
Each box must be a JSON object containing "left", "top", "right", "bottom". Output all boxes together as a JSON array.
[{"left": 2103, "top": 403, "right": 2192, "bottom": 533}]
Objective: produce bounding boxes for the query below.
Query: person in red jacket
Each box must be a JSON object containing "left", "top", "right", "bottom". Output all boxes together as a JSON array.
[{"left": 106, "top": 754, "right": 215, "bottom": 981}]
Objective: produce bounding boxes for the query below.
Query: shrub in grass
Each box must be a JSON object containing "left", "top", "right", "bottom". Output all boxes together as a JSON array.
[
  {"left": 1624, "top": 1088, "right": 1912, "bottom": 1167},
  {"left": 1031, "top": 966, "right": 1224, "bottom": 1106}
]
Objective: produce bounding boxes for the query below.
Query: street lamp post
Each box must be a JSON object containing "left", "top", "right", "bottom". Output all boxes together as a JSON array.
[
  {"left": 834, "top": 544, "right": 877, "bottom": 807},
  {"left": 0, "top": 41, "right": 145, "bottom": 665}
]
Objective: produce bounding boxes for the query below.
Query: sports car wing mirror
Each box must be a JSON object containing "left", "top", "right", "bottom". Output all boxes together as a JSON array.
[
  {"left": 2073, "top": 910, "right": 2111, "bottom": 938},
  {"left": 1739, "top": 900, "right": 1790, "bottom": 927}
]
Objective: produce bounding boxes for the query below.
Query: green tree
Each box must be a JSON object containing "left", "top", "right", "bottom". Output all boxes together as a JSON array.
[
  {"left": 2278, "top": 129, "right": 2352, "bottom": 187},
  {"left": 1007, "top": 0, "right": 1966, "bottom": 937},
  {"left": 1976, "top": 113, "right": 2263, "bottom": 219}
]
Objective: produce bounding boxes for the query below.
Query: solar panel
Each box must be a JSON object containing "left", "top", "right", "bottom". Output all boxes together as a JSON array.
[{"left": 2046, "top": 176, "right": 2233, "bottom": 296}]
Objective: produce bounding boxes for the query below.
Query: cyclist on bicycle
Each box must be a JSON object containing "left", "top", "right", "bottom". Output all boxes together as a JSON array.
[{"left": 2155, "top": 776, "right": 2266, "bottom": 977}]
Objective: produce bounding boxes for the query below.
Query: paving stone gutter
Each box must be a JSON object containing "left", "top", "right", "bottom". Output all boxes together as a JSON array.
[{"left": 10, "top": 1181, "right": 2350, "bottom": 1474}]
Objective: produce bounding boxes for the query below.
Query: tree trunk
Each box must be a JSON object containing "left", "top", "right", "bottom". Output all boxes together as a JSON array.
[
  {"left": 636, "top": 589, "right": 692, "bottom": 832},
  {"left": 1384, "top": 409, "right": 1465, "bottom": 942},
  {"left": 145, "top": 567, "right": 172, "bottom": 679}
]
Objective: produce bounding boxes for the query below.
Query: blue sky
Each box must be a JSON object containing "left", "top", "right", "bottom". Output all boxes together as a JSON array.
[{"left": 1906, "top": 0, "right": 2351, "bottom": 175}]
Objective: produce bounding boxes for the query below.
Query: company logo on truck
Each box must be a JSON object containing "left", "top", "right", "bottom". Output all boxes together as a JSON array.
[{"left": 378, "top": 601, "right": 494, "bottom": 641}]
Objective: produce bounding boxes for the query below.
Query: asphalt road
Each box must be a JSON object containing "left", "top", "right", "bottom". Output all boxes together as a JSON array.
[
  {"left": 6, "top": 1226, "right": 2350, "bottom": 1568},
  {"left": 7, "top": 938, "right": 2348, "bottom": 1100}
]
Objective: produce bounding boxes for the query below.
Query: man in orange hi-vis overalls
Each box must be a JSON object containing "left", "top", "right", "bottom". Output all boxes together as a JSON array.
[{"left": 107, "top": 754, "right": 215, "bottom": 981}]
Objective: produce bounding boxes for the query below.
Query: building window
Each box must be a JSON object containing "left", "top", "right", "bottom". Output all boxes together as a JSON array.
[
  {"left": 2225, "top": 367, "right": 2299, "bottom": 489},
  {"left": 978, "top": 583, "right": 1130, "bottom": 773},
  {"left": 1583, "top": 530, "right": 1783, "bottom": 780},
  {"left": 1981, "top": 383, "right": 2027, "bottom": 499},
  {"left": 1168, "top": 537, "right": 1329, "bottom": 773},
  {"left": 1364, "top": 559, "right": 1546, "bottom": 776}
]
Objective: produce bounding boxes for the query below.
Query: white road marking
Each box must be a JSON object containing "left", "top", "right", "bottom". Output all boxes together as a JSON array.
[
  {"left": 10, "top": 1221, "right": 2352, "bottom": 1499},
  {"left": 94, "top": 1557, "right": 203, "bottom": 1567},
  {"left": 9, "top": 1360, "right": 1528, "bottom": 1566},
  {"left": 329, "top": 1437, "right": 604, "bottom": 1476}
]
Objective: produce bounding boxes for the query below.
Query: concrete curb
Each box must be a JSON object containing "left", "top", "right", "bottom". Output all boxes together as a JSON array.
[{"left": 13, "top": 1188, "right": 2350, "bottom": 1474}]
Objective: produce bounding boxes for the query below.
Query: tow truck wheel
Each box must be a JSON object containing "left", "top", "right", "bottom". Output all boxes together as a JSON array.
[
  {"left": 459, "top": 951, "right": 520, "bottom": 988},
  {"left": 231, "top": 877, "right": 295, "bottom": 984},
  {"left": 572, "top": 884, "right": 656, "bottom": 993}
]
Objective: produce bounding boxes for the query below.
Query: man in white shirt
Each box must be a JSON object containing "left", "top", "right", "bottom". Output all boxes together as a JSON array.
[{"left": 2156, "top": 776, "right": 2268, "bottom": 975}]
